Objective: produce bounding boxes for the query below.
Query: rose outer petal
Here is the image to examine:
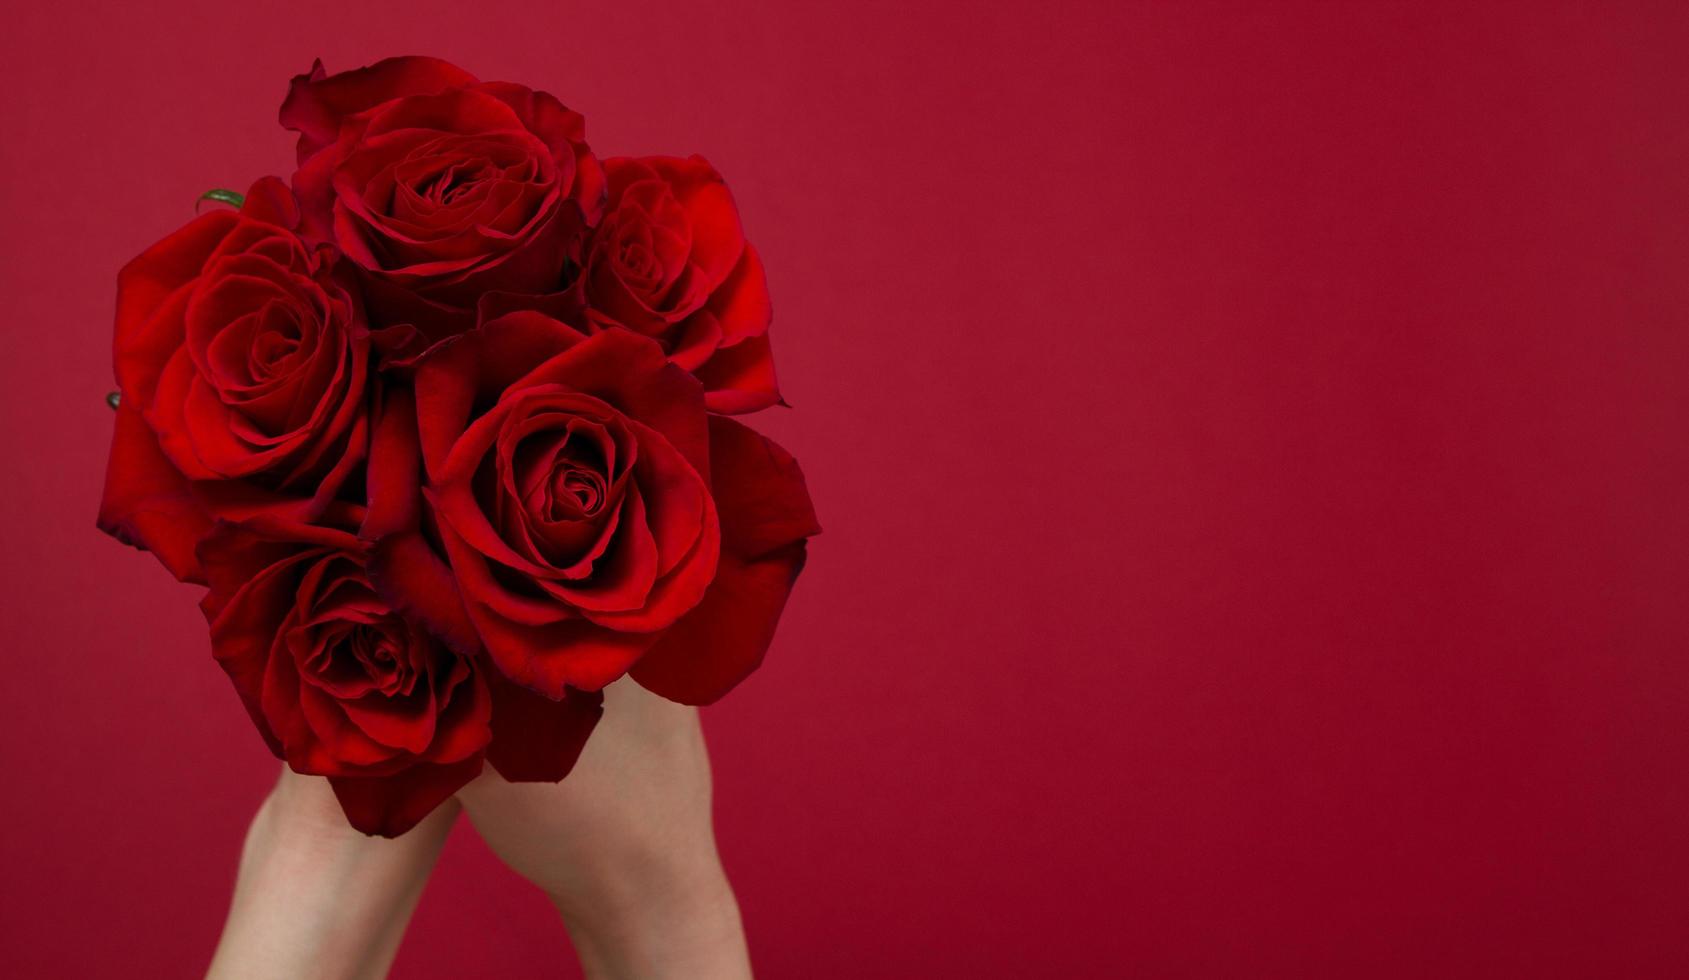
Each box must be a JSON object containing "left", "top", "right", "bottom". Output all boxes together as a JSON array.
[
  {"left": 281, "top": 56, "right": 481, "bottom": 164},
  {"left": 96, "top": 401, "right": 213, "bottom": 583},
  {"left": 436, "top": 516, "right": 657, "bottom": 696},
  {"left": 705, "top": 241, "right": 773, "bottom": 347},
  {"left": 361, "top": 385, "right": 485, "bottom": 658},
  {"left": 630, "top": 545, "right": 808, "bottom": 706},
  {"left": 630, "top": 417, "right": 819, "bottom": 704},
  {"left": 703, "top": 416, "right": 822, "bottom": 557},
  {"left": 329, "top": 755, "right": 484, "bottom": 838},
  {"left": 697, "top": 332, "right": 783, "bottom": 416},
  {"left": 412, "top": 311, "right": 591, "bottom": 477},
  {"left": 363, "top": 385, "right": 424, "bottom": 538},
  {"left": 484, "top": 672, "right": 603, "bottom": 782}
]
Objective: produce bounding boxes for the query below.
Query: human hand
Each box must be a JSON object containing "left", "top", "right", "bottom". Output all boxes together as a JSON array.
[
  {"left": 206, "top": 766, "right": 459, "bottom": 980},
  {"left": 456, "top": 677, "right": 752, "bottom": 980},
  {"left": 207, "top": 678, "right": 749, "bottom": 980}
]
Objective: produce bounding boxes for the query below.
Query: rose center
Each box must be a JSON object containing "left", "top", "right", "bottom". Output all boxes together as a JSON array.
[
  {"left": 618, "top": 239, "right": 658, "bottom": 279},
  {"left": 249, "top": 330, "right": 300, "bottom": 378},
  {"left": 514, "top": 423, "right": 615, "bottom": 524},
  {"left": 245, "top": 301, "right": 307, "bottom": 381},
  {"left": 341, "top": 623, "right": 414, "bottom": 696},
  {"left": 550, "top": 465, "right": 607, "bottom": 518},
  {"left": 423, "top": 159, "right": 495, "bottom": 207},
  {"left": 299, "top": 619, "right": 417, "bottom": 699}
]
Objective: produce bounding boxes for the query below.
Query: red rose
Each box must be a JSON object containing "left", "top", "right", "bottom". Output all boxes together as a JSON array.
[
  {"left": 282, "top": 57, "right": 606, "bottom": 354},
  {"left": 585, "top": 156, "right": 782, "bottom": 415},
  {"left": 97, "top": 178, "right": 370, "bottom": 584},
  {"left": 365, "top": 312, "right": 819, "bottom": 704},
  {"left": 198, "top": 508, "right": 602, "bottom": 837},
  {"left": 402, "top": 313, "right": 720, "bottom": 696},
  {"left": 199, "top": 513, "right": 487, "bottom": 836}
]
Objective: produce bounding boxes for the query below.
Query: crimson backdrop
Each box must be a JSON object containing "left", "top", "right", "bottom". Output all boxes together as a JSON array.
[{"left": 3, "top": 2, "right": 1687, "bottom": 977}]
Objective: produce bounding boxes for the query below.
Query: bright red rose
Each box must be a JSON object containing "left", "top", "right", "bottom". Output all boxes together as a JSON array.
[
  {"left": 97, "top": 177, "right": 370, "bottom": 584},
  {"left": 365, "top": 312, "right": 818, "bottom": 704},
  {"left": 198, "top": 513, "right": 492, "bottom": 837},
  {"left": 282, "top": 56, "right": 606, "bottom": 355},
  {"left": 585, "top": 156, "right": 782, "bottom": 415},
  {"left": 401, "top": 313, "right": 721, "bottom": 696},
  {"left": 361, "top": 384, "right": 609, "bottom": 783}
]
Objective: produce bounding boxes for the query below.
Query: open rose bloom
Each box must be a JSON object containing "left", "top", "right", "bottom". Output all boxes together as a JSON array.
[{"left": 97, "top": 56, "right": 818, "bottom": 836}]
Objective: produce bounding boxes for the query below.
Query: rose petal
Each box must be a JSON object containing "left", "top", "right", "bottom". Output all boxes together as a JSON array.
[
  {"left": 115, "top": 216, "right": 237, "bottom": 405},
  {"left": 366, "top": 532, "right": 482, "bottom": 658},
  {"left": 363, "top": 385, "right": 423, "bottom": 538},
  {"left": 667, "top": 311, "right": 723, "bottom": 373},
  {"left": 241, "top": 176, "right": 303, "bottom": 230},
  {"left": 328, "top": 755, "right": 484, "bottom": 838},
  {"left": 663, "top": 156, "right": 746, "bottom": 290},
  {"left": 96, "top": 402, "right": 213, "bottom": 583},
  {"left": 705, "top": 242, "right": 773, "bottom": 347},
  {"left": 705, "top": 416, "right": 822, "bottom": 557},
  {"left": 412, "top": 311, "right": 589, "bottom": 476},
  {"left": 484, "top": 672, "right": 603, "bottom": 782},
  {"left": 507, "top": 328, "right": 710, "bottom": 476},
  {"left": 697, "top": 333, "right": 783, "bottom": 416},
  {"left": 442, "top": 514, "right": 654, "bottom": 695},
  {"left": 281, "top": 56, "right": 480, "bottom": 164},
  {"left": 629, "top": 417, "right": 818, "bottom": 704},
  {"left": 421, "top": 664, "right": 493, "bottom": 764},
  {"left": 630, "top": 544, "right": 808, "bottom": 705}
]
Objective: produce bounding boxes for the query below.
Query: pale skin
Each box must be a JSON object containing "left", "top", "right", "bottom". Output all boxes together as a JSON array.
[{"left": 206, "top": 678, "right": 752, "bottom": 980}]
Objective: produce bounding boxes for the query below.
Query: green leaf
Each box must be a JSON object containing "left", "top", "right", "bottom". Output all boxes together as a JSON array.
[
  {"left": 106, "top": 391, "right": 121, "bottom": 410},
  {"left": 196, "top": 188, "right": 245, "bottom": 212}
]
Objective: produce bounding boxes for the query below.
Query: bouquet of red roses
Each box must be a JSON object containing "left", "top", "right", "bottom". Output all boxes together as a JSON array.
[{"left": 96, "top": 56, "right": 819, "bottom": 836}]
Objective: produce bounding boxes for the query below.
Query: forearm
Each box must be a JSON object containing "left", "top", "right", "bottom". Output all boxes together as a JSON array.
[
  {"left": 207, "top": 767, "right": 456, "bottom": 980},
  {"left": 556, "top": 836, "right": 750, "bottom": 980}
]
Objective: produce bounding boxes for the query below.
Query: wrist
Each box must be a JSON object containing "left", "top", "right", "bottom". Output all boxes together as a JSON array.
[{"left": 558, "top": 861, "right": 751, "bottom": 980}]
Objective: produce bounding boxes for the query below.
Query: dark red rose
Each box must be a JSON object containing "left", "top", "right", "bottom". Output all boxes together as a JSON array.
[
  {"left": 365, "top": 312, "right": 818, "bottom": 704},
  {"left": 198, "top": 512, "right": 497, "bottom": 836},
  {"left": 585, "top": 156, "right": 781, "bottom": 415},
  {"left": 282, "top": 56, "right": 606, "bottom": 354},
  {"left": 97, "top": 178, "right": 370, "bottom": 584}
]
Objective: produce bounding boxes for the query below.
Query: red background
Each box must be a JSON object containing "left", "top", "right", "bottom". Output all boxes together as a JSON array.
[{"left": 2, "top": 2, "right": 1686, "bottom": 976}]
